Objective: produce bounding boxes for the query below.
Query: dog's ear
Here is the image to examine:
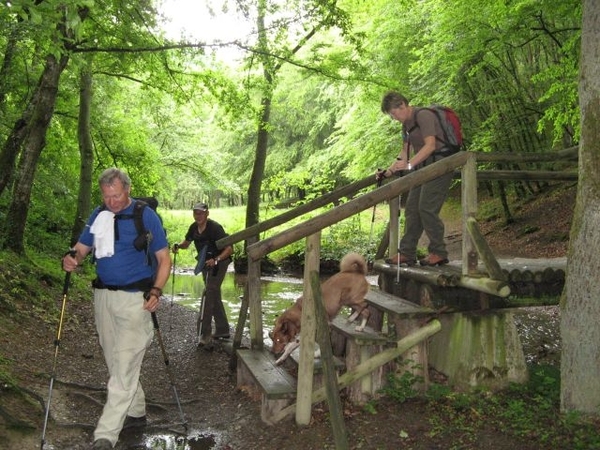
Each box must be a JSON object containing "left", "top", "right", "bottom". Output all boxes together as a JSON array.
[{"left": 287, "top": 322, "right": 299, "bottom": 337}]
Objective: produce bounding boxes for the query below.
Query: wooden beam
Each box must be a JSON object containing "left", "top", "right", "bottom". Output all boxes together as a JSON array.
[
  {"left": 466, "top": 217, "right": 507, "bottom": 281},
  {"left": 473, "top": 170, "right": 577, "bottom": 181},
  {"left": 312, "top": 270, "right": 349, "bottom": 448},
  {"left": 217, "top": 175, "right": 376, "bottom": 249},
  {"left": 247, "top": 236, "right": 263, "bottom": 349},
  {"left": 462, "top": 152, "right": 478, "bottom": 275},
  {"left": 473, "top": 147, "right": 578, "bottom": 162},
  {"left": 456, "top": 276, "right": 511, "bottom": 298},
  {"left": 295, "top": 234, "right": 320, "bottom": 426}
]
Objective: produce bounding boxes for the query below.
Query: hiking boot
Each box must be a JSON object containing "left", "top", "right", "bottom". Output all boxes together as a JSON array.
[
  {"left": 123, "top": 415, "right": 146, "bottom": 429},
  {"left": 385, "top": 254, "right": 416, "bottom": 266},
  {"left": 198, "top": 335, "right": 212, "bottom": 347},
  {"left": 92, "top": 438, "right": 113, "bottom": 450},
  {"left": 213, "top": 329, "right": 231, "bottom": 339},
  {"left": 419, "top": 254, "right": 449, "bottom": 266},
  {"left": 213, "top": 332, "right": 230, "bottom": 339}
]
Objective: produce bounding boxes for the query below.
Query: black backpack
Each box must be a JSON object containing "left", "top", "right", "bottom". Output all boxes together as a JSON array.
[{"left": 98, "top": 197, "right": 163, "bottom": 265}]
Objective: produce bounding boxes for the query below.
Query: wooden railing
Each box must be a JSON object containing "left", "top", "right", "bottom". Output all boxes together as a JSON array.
[{"left": 218, "top": 149, "right": 577, "bottom": 350}]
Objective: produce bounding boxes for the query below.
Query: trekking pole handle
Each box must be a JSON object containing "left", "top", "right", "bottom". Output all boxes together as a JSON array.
[
  {"left": 143, "top": 291, "right": 161, "bottom": 330},
  {"left": 61, "top": 249, "right": 77, "bottom": 294}
]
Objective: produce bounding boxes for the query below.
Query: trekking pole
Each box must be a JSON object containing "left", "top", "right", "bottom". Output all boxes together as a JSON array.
[
  {"left": 196, "top": 287, "right": 207, "bottom": 341},
  {"left": 148, "top": 308, "right": 188, "bottom": 431},
  {"left": 40, "top": 250, "right": 75, "bottom": 450},
  {"left": 196, "top": 268, "right": 213, "bottom": 342},
  {"left": 396, "top": 192, "right": 403, "bottom": 284},
  {"left": 169, "top": 248, "right": 177, "bottom": 331},
  {"left": 368, "top": 173, "right": 384, "bottom": 269}
]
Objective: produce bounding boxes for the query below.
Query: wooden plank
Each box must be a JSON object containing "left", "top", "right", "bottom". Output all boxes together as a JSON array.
[
  {"left": 237, "top": 349, "right": 297, "bottom": 399},
  {"left": 365, "top": 289, "right": 434, "bottom": 317},
  {"left": 329, "top": 315, "right": 387, "bottom": 344}
]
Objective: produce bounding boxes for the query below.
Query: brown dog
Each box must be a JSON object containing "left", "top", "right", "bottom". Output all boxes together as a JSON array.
[{"left": 269, "top": 252, "right": 370, "bottom": 359}]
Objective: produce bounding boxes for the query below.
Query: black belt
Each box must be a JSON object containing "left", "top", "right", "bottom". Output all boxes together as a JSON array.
[{"left": 92, "top": 277, "right": 153, "bottom": 292}]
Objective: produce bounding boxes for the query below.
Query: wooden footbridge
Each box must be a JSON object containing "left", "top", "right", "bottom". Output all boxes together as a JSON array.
[{"left": 217, "top": 149, "right": 575, "bottom": 430}]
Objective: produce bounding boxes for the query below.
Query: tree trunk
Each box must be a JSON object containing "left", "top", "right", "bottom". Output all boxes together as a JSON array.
[
  {"left": 70, "top": 64, "right": 94, "bottom": 246},
  {"left": 0, "top": 26, "right": 26, "bottom": 197},
  {"left": 245, "top": 0, "right": 272, "bottom": 231},
  {"left": 2, "top": 53, "right": 69, "bottom": 253},
  {"left": 245, "top": 94, "right": 271, "bottom": 229},
  {"left": 560, "top": 0, "right": 600, "bottom": 415}
]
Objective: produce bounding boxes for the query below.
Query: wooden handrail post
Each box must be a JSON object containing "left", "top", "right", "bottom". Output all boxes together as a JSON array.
[
  {"left": 389, "top": 195, "right": 399, "bottom": 259},
  {"left": 462, "top": 153, "right": 478, "bottom": 275},
  {"left": 246, "top": 236, "right": 263, "bottom": 349},
  {"left": 296, "top": 232, "right": 320, "bottom": 426}
]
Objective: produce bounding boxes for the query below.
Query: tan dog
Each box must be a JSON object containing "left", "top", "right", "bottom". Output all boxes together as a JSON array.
[{"left": 270, "top": 252, "right": 370, "bottom": 360}]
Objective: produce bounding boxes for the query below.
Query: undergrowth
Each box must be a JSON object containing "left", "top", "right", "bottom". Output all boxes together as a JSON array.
[{"left": 371, "top": 364, "right": 600, "bottom": 450}]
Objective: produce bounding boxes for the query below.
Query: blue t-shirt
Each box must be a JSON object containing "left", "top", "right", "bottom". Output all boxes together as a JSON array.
[{"left": 79, "top": 200, "right": 168, "bottom": 286}]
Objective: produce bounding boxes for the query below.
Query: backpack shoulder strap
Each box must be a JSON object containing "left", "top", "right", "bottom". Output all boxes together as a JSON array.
[
  {"left": 131, "top": 199, "right": 148, "bottom": 237},
  {"left": 407, "top": 107, "right": 433, "bottom": 134}
]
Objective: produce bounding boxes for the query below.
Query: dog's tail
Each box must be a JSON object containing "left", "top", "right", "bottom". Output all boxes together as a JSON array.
[{"left": 339, "top": 252, "right": 368, "bottom": 275}]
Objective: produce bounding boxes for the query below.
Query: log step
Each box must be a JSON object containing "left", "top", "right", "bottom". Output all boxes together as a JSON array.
[
  {"left": 236, "top": 349, "right": 296, "bottom": 399},
  {"left": 365, "top": 289, "right": 434, "bottom": 317},
  {"left": 329, "top": 315, "right": 387, "bottom": 345}
]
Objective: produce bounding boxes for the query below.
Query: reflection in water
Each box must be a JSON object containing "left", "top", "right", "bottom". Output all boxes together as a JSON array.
[
  {"left": 143, "top": 429, "right": 218, "bottom": 450},
  {"left": 167, "top": 269, "right": 305, "bottom": 342}
]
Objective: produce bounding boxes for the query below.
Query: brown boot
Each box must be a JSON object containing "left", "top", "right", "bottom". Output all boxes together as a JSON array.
[
  {"left": 419, "top": 254, "right": 449, "bottom": 266},
  {"left": 385, "top": 254, "right": 417, "bottom": 266}
]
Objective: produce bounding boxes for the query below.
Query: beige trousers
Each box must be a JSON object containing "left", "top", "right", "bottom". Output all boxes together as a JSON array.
[{"left": 92, "top": 289, "right": 154, "bottom": 446}]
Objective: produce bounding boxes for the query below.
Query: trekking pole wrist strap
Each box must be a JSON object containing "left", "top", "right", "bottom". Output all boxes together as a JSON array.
[{"left": 151, "top": 286, "right": 163, "bottom": 296}]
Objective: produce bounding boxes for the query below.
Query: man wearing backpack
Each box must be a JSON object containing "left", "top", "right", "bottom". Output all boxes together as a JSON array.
[
  {"left": 376, "top": 91, "right": 455, "bottom": 267},
  {"left": 172, "top": 202, "right": 233, "bottom": 348},
  {"left": 62, "top": 168, "right": 171, "bottom": 449}
]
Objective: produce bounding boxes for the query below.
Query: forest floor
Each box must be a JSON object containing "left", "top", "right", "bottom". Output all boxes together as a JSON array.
[{"left": 0, "top": 182, "right": 588, "bottom": 450}]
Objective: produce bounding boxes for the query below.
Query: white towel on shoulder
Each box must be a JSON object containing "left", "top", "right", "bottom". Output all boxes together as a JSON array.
[{"left": 90, "top": 210, "right": 115, "bottom": 258}]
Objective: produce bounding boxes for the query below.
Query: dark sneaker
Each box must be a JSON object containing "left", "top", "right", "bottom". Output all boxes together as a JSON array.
[
  {"left": 213, "top": 331, "right": 230, "bottom": 339},
  {"left": 198, "top": 335, "right": 212, "bottom": 346},
  {"left": 92, "top": 438, "right": 113, "bottom": 449},
  {"left": 385, "top": 254, "right": 417, "bottom": 266},
  {"left": 123, "top": 415, "right": 146, "bottom": 429},
  {"left": 419, "top": 254, "right": 449, "bottom": 266}
]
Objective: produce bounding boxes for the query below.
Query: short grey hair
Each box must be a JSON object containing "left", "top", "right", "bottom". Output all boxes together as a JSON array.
[{"left": 98, "top": 167, "right": 131, "bottom": 189}]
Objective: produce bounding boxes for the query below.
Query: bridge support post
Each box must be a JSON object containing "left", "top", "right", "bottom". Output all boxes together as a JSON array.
[{"left": 428, "top": 312, "right": 528, "bottom": 390}]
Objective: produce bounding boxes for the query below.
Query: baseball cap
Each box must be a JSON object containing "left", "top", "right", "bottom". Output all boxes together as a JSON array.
[{"left": 192, "top": 202, "right": 209, "bottom": 211}]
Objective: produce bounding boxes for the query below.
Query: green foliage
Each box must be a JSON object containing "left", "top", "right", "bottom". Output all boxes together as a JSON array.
[
  {"left": 0, "top": 354, "right": 18, "bottom": 391},
  {"left": 0, "top": 248, "right": 92, "bottom": 329},
  {"left": 365, "top": 363, "right": 599, "bottom": 449},
  {"left": 380, "top": 362, "right": 424, "bottom": 404}
]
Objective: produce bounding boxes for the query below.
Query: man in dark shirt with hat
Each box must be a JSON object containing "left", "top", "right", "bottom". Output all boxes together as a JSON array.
[{"left": 173, "top": 202, "right": 233, "bottom": 346}]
